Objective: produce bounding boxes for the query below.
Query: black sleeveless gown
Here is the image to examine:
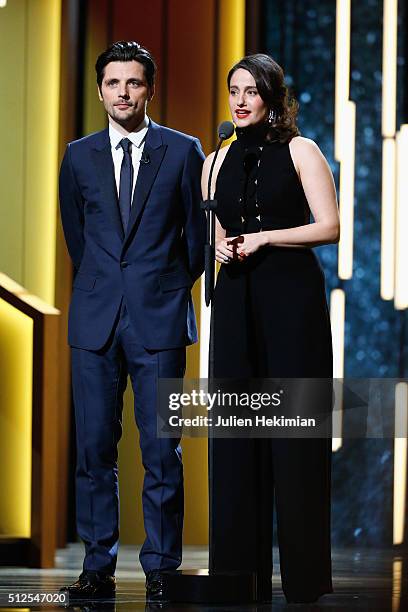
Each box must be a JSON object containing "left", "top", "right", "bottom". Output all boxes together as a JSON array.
[{"left": 210, "top": 124, "right": 333, "bottom": 602}]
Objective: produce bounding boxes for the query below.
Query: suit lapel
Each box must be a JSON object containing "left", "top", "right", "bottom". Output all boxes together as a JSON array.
[
  {"left": 124, "top": 122, "right": 167, "bottom": 244},
  {"left": 90, "top": 129, "right": 124, "bottom": 241}
]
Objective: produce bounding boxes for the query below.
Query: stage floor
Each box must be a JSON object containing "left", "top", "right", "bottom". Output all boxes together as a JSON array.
[{"left": 0, "top": 544, "right": 406, "bottom": 610}]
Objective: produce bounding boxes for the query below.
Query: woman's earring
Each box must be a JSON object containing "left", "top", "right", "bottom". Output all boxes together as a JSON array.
[{"left": 268, "top": 109, "right": 276, "bottom": 124}]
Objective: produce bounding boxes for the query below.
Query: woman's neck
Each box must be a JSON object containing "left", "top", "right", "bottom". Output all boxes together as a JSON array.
[{"left": 235, "top": 121, "right": 269, "bottom": 148}]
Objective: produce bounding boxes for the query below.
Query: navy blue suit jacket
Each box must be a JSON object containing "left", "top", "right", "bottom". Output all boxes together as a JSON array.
[{"left": 59, "top": 120, "right": 206, "bottom": 351}]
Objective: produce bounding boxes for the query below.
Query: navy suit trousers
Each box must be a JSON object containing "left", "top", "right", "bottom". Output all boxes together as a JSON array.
[{"left": 71, "top": 300, "right": 186, "bottom": 575}]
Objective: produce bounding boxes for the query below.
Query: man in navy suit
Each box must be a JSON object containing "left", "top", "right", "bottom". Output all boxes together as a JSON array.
[{"left": 59, "top": 41, "right": 206, "bottom": 602}]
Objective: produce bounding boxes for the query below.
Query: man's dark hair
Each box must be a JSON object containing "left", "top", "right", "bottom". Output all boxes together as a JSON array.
[{"left": 95, "top": 41, "right": 157, "bottom": 90}]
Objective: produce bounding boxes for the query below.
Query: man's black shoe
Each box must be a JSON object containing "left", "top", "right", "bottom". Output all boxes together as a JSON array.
[
  {"left": 145, "top": 570, "right": 170, "bottom": 603},
  {"left": 60, "top": 570, "right": 116, "bottom": 599}
]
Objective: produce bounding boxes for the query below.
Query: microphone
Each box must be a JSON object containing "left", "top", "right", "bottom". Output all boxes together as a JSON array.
[
  {"left": 218, "top": 121, "right": 235, "bottom": 141},
  {"left": 140, "top": 151, "right": 150, "bottom": 164}
]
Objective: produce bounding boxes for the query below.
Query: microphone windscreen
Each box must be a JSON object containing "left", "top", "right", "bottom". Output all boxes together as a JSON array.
[{"left": 218, "top": 121, "right": 235, "bottom": 141}]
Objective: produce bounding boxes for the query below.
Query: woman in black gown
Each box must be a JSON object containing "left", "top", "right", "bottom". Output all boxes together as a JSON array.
[{"left": 201, "top": 54, "right": 339, "bottom": 603}]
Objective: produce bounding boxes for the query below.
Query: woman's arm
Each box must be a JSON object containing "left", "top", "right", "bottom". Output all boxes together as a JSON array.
[
  {"left": 235, "top": 137, "right": 340, "bottom": 256},
  {"left": 201, "top": 148, "right": 233, "bottom": 263}
]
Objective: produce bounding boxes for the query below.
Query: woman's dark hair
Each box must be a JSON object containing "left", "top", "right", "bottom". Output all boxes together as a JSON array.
[
  {"left": 95, "top": 41, "right": 156, "bottom": 90},
  {"left": 227, "top": 53, "right": 300, "bottom": 143}
]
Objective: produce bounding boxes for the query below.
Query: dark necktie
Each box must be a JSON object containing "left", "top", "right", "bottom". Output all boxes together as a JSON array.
[{"left": 118, "top": 138, "right": 133, "bottom": 232}]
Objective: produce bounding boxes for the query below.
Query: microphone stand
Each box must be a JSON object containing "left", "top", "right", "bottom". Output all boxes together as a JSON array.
[
  {"left": 201, "top": 136, "right": 223, "bottom": 308},
  {"left": 200, "top": 137, "right": 222, "bottom": 581}
]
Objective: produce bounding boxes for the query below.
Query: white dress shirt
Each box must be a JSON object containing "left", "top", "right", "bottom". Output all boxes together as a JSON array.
[{"left": 109, "top": 116, "right": 149, "bottom": 202}]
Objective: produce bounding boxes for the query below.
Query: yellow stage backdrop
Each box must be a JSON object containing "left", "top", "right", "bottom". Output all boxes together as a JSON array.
[
  {"left": 0, "top": 298, "right": 33, "bottom": 537},
  {"left": 0, "top": 0, "right": 61, "bottom": 304},
  {"left": 0, "top": 0, "right": 61, "bottom": 544}
]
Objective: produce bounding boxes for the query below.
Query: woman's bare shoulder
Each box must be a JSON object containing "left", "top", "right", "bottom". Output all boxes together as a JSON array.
[
  {"left": 288, "top": 136, "right": 327, "bottom": 175},
  {"left": 202, "top": 145, "right": 230, "bottom": 188},
  {"left": 202, "top": 143, "right": 232, "bottom": 193},
  {"left": 289, "top": 135, "right": 320, "bottom": 155},
  {"left": 204, "top": 142, "right": 232, "bottom": 167}
]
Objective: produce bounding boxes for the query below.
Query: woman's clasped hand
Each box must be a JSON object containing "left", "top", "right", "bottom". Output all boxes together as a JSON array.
[{"left": 215, "top": 233, "right": 268, "bottom": 263}]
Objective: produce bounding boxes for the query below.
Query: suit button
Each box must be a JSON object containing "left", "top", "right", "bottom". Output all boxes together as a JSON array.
[{"left": 120, "top": 261, "right": 128, "bottom": 269}]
